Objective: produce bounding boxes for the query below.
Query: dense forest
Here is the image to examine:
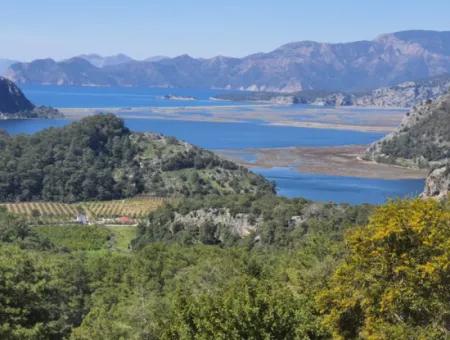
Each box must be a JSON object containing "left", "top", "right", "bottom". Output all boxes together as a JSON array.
[
  {"left": 0, "top": 195, "right": 449, "bottom": 339},
  {"left": 0, "top": 114, "right": 273, "bottom": 202},
  {"left": 133, "top": 194, "right": 373, "bottom": 248}
]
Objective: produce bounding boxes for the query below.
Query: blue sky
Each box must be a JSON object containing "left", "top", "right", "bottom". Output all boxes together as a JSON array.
[{"left": 2, "top": 0, "right": 450, "bottom": 61}]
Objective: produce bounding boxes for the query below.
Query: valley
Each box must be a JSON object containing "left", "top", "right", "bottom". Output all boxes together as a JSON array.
[
  {"left": 0, "top": 5, "right": 449, "bottom": 337},
  {"left": 0, "top": 91, "right": 423, "bottom": 205}
]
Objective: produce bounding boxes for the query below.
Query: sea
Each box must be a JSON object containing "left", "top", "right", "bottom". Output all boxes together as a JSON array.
[{"left": 0, "top": 85, "right": 425, "bottom": 205}]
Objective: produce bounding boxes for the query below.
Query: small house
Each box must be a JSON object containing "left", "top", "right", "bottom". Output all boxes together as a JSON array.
[
  {"left": 117, "top": 216, "right": 133, "bottom": 225},
  {"left": 76, "top": 213, "right": 89, "bottom": 225}
]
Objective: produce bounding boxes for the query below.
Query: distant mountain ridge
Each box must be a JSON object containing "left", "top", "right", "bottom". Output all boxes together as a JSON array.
[
  {"left": 215, "top": 74, "right": 450, "bottom": 108},
  {"left": 0, "top": 59, "right": 18, "bottom": 75},
  {"left": 75, "top": 53, "right": 135, "bottom": 68},
  {"left": 5, "top": 30, "right": 450, "bottom": 92}
]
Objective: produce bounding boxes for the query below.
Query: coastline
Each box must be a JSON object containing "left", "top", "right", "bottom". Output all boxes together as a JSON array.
[
  {"left": 60, "top": 103, "right": 405, "bottom": 133},
  {"left": 217, "top": 145, "right": 427, "bottom": 180}
]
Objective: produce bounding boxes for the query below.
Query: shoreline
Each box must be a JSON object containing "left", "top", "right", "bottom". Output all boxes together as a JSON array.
[
  {"left": 60, "top": 104, "right": 404, "bottom": 133},
  {"left": 217, "top": 145, "right": 427, "bottom": 180}
]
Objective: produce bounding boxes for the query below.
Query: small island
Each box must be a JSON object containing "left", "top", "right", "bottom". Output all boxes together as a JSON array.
[{"left": 163, "top": 94, "right": 197, "bottom": 101}]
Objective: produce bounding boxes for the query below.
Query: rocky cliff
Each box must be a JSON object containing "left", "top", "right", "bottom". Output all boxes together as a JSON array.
[
  {"left": 421, "top": 163, "right": 450, "bottom": 199},
  {"left": 214, "top": 74, "right": 450, "bottom": 108},
  {"left": 352, "top": 75, "right": 450, "bottom": 107},
  {"left": 5, "top": 30, "right": 450, "bottom": 93},
  {"left": 0, "top": 77, "right": 60, "bottom": 119},
  {"left": 0, "top": 76, "right": 34, "bottom": 113}
]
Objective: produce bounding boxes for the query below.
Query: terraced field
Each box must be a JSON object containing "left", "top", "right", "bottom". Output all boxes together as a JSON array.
[
  {"left": 2, "top": 197, "right": 166, "bottom": 223},
  {"left": 83, "top": 198, "right": 165, "bottom": 219}
]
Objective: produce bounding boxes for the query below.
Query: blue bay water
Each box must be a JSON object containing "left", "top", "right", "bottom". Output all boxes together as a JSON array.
[
  {"left": 1, "top": 85, "right": 425, "bottom": 204},
  {"left": 252, "top": 167, "right": 424, "bottom": 205},
  {"left": 0, "top": 118, "right": 384, "bottom": 150},
  {"left": 21, "top": 85, "right": 243, "bottom": 108}
]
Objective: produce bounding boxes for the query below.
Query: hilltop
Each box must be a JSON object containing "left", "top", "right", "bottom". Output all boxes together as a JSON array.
[
  {"left": 0, "top": 114, "right": 273, "bottom": 202},
  {"left": 5, "top": 30, "right": 450, "bottom": 93}
]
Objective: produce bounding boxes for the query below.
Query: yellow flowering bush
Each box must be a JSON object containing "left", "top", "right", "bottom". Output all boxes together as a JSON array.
[{"left": 317, "top": 199, "right": 450, "bottom": 339}]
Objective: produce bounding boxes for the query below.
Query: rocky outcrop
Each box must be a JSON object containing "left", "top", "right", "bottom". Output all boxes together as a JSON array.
[
  {"left": 213, "top": 75, "right": 450, "bottom": 108},
  {"left": 312, "top": 93, "right": 353, "bottom": 106},
  {"left": 353, "top": 75, "right": 450, "bottom": 107},
  {"left": 421, "top": 163, "right": 450, "bottom": 199},
  {"left": 308, "top": 75, "right": 450, "bottom": 107},
  {"left": 5, "top": 30, "right": 450, "bottom": 93},
  {"left": 0, "top": 77, "right": 61, "bottom": 119},
  {"left": 172, "top": 208, "right": 260, "bottom": 238},
  {"left": 0, "top": 76, "right": 34, "bottom": 113}
]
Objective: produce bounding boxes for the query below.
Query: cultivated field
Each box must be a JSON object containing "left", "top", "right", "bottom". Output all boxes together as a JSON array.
[{"left": 2, "top": 197, "right": 166, "bottom": 223}]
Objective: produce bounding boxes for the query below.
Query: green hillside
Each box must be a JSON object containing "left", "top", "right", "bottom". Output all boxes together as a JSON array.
[{"left": 0, "top": 114, "right": 273, "bottom": 202}]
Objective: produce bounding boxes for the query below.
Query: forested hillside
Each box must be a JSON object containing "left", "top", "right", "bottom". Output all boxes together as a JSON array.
[
  {"left": 0, "top": 114, "right": 272, "bottom": 202},
  {"left": 0, "top": 197, "right": 448, "bottom": 339},
  {"left": 365, "top": 91, "right": 450, "bottom": 198},
  {"left": 133, "top": 194, "right": 373, "bottom": 248},
  {"left": 366, "top": 91, "right": 450, "bottom": 166}
]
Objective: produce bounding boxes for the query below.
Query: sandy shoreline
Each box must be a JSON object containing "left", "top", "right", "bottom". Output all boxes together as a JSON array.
[
  {"left": 60, "top": 104, "right": 405, "bottom": 133},
  {"left": 267, "top": 121, "right": 393, "bottom": 133},
  {"left": 217, "top": 145, "right": 427, "bottom": 180}
]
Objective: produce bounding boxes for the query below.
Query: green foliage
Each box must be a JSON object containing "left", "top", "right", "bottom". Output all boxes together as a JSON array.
[
  {"left": 35, "top": 225, "right": 112, "bottom": 251},
  {"left": 0, "top": 114, "right": 141, "bottom": 202},
  {"left": 70, "top": 243, "right": 330, "bottom": 339},
  {"left": 134, "top": 194, "right": 373, "bottom": 248},
  {"left": 0, "top": 206, "right": 52, "bottom": 249},
  {"left": 105, "top": 225, "right": 137, "bottom": 251},
  {"left": 0, "top": 245, "right": 93, "bottom": 339},
  {"left": 167, "top": 278, "right": 309, "bottom": 339},
  {"left": 0, "top": 114, "right": 273, "bottom": 202},
  {"left": 1, "top": 196, "right": 448, "bottom": 339},
  {"left": 380, "top": 96, "right": 450, "bottom": 163},
  {"left": 317, "top": 199, "right": 450, "bottom": 339}
]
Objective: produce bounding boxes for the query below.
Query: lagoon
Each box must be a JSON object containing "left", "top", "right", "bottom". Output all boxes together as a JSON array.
[{"left": 0, "top": 85, "right": 425, "bottom": 204}]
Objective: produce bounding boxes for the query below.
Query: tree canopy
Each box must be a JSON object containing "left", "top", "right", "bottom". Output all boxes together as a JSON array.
[{"left": 318, "top": 199, "right": 450, "bottom": 339}]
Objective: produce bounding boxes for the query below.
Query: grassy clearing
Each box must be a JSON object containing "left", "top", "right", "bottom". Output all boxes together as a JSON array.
[
  {"left": 34, "top": 225, "right": 137, "bottom": 252},
  {"left": 35, "top": 225, "right": 112, "bottom": 251},
  {"left": 106, "top": 225, "right": 137, "bottom": 251}
]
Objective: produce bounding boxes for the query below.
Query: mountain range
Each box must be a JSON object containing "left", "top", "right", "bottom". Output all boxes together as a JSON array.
[
  {"left": 4, "top": 30, "right": 450, "bottom": 92},
  {"left": 214, "top": 73, "right": 450, "bottom": 107}
]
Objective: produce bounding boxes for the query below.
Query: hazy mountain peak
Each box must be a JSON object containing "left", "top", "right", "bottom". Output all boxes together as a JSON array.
[
  {"left": 0, "top": 58, "right": 19, "bottom": 75},
  {"left": 144, "top": 55, "right": 168, "bottom": 62},
  {"left": 77, "top": 53, "right": 135, "bottom": 67}
]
